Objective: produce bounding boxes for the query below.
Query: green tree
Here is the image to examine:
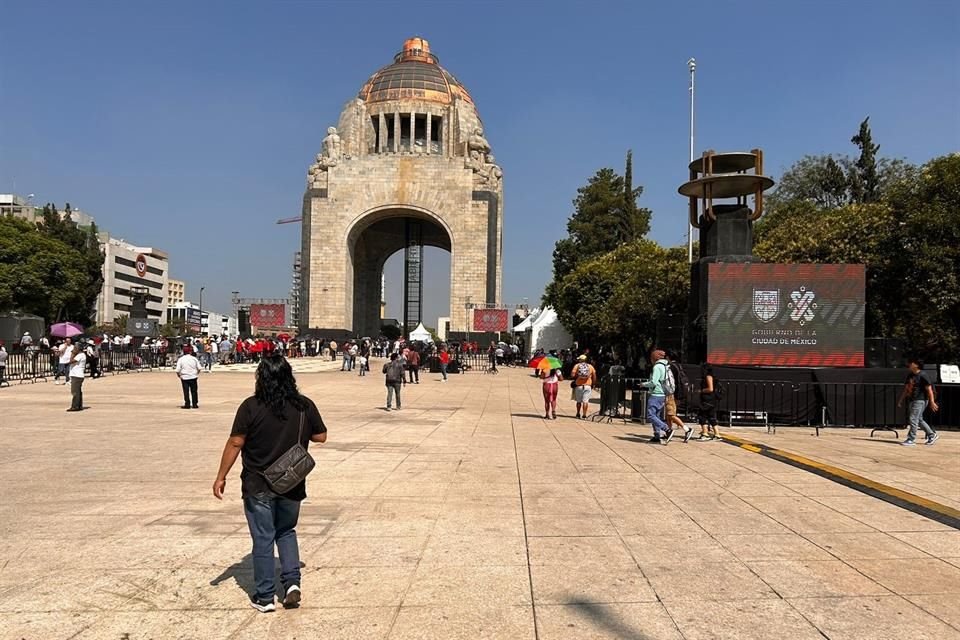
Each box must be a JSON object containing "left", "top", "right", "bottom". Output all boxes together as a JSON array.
[
  {"left": 0, "top": 216, "right": 94, "bottom": 323},
  {"left": 850, "top": 117, "right": 881, "bottom": 203},
  {"left": 549, "top": 153, "right": 651, "bottom": 283},
  {"left": 549, "top": 239, "right": 689, "bottom": 360}
]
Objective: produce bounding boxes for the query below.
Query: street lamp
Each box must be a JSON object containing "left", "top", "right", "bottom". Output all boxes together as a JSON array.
[{"left": 199, "top": 286, "right": 205, "bottom": 337}]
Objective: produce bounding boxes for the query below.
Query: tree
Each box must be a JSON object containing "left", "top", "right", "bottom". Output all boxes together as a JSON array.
[
  {"left": 0, "top": 216, "right": 94, "bottom": 323},
  {"left": 850, "top": 117, "right": 881, "bottom": 203},
  {"left": 381, "top": 324, "right": 401, "bottom": 340},
  {"left": 548, "top": 238, "right": 690, "bottom": 361},
  {"left": 549, "top": 153, "right": 652, "bottom": 283},
  {"left": 756, "top": 154, "right": 960, "bottom": 361}
]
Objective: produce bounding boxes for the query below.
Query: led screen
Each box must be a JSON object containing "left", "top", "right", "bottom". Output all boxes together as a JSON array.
[{"left": 707, "top": 263, "right": 865, "bottom": 366}]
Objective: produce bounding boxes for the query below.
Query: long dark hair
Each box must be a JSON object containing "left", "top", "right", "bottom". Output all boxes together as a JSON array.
[{"left": 255, "top": 355, "right": 306, "bottom": 417}]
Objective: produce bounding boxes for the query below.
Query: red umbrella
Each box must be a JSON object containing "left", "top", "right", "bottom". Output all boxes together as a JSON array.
[
  {"left": 277, "top": 333, "right": 292, "bottom": 340},
  {"left": 528, "top": 355, "right": 545, "bottom": 368}
]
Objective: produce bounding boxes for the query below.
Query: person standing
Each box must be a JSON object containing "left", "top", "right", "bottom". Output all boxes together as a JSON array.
[
  {"left": 357, "top": 353, "right": 367, "bottom": 376},
  {"left": 643, "top": 350, "right": 672, "bottom": 444},
  {"left": 212, "top": 355, "right": 327, "bottom": 612},
  {"left": 438, "top": 346, "right": 450, "bottom": 382},
  {"left": 56, "top": 338, "right": 73, "bottom": 385},
  {"left": 695, "top": 363, "right": 720, "bottom": 441},
  {"left": 541, "top": 366, "right": 562, "bottom": 419},
  {"left": 898, "top": 358, "right": 940, "bottom": 446},
  {"left": 86, "top": 341, "right": 100, "bottom": 379},
  {"left": 175, "top": 345, "right": 202, "bottom": 409},
  {"left": 328, "top": 339, "right": 338, "bottom": 362},
  {"left": 383, "top": 352, "right": 404, "bottom": 411},
  {"left": 66, "top": 343, "right": 86, "bottom": 412},
  {"left": 569, "top": 355, "right": 598, "bottom": 420},
  {"left": 407, "top": 347, "right": 421, "bottom": 384},
  {"left": 0, "top": 341, "right": 8, "bottom": 387}
]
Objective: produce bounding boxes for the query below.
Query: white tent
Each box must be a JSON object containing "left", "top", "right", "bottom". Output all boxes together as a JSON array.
[
  {"left": 529, "top": 307, "right": 572, "bottom": 354},
  {"left": 408, "top": 322, "right": 433, "bottom": 343},
  {"left": 510, "top": 307, "right": 542, "bottom": 333}
]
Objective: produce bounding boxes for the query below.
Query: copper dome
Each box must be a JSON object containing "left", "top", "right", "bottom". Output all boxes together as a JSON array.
[{"left": 358, "top": 37, "right": 474, "bottom": 106}]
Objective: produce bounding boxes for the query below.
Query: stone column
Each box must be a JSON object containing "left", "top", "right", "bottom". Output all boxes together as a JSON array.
[
  {"left": 409, "top": 109, "right": 417, "bottom": 153},
  {"left": 425, "top": 113, "right": 432, "bottom": 155},
  {"left": 378, "top": 112, "right": 386, "bottom": 153},
  {"left": 393, "top": 112, "right": 400, "bottom": 153}
]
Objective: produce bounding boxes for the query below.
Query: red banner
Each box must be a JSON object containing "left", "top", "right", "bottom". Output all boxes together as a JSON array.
[
  {"left": 473, "top": 308, "right": 508, "bottom": 332},
  {"left": 250, "top": 303, "right": 286, "bottom": 327}
]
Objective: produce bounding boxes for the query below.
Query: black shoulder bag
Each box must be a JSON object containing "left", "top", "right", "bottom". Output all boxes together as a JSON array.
[{"left": 261, "top": 411, "right": 316, "bottom": 494}]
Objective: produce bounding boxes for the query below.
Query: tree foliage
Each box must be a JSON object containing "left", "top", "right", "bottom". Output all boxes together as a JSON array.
[
  {"left": 0, "top": 205, "right": 104, "bottom": 326},
  {"left": 549, "top": 152, "right": 651, "bottom": 282},
  {"left": 548, "top": 239, "right": 689, "bottom": 359},
  {"left": 757, "top": 153, "right": 960, "bottom": 361}
]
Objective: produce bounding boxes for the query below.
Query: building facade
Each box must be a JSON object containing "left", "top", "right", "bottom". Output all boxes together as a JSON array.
[
  {"left": 300, "top": 37, "right": 503, "bottom": 337},
  {"left": 95, "top": 233, "right": 170, "bottom": 325},
  {"left": 167, "top": 279, "right": 186, "bottom": 306}
]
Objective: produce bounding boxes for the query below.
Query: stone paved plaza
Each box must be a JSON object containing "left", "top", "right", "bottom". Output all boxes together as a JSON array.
[{"left": 2, "top": 364, "right": 959, "bottom": 639}]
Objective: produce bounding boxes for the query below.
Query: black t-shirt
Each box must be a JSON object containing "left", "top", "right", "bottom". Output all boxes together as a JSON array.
[
  {"left": 905, "top": 371, "right": 931, "bottom": 402},
  {"left": 230, "top": 395, "right": 326, "bottom": 500}
]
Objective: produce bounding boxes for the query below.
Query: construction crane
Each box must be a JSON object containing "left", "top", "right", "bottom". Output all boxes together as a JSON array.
[{"left": 276, "top": 216, "right": 302, "bottom": 225}]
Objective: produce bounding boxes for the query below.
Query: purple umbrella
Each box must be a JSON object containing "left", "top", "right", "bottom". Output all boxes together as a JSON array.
[{"left": 49, "top": 322, "right": 84, "bottom": 338}]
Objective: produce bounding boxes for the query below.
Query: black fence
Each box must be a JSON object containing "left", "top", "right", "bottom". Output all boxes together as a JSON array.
[
  {"left": 0, "top": 347, "right": 170, "bottom": 385},
  {"left": 602, "top": 374, "right": 957, "bottom": 428}
]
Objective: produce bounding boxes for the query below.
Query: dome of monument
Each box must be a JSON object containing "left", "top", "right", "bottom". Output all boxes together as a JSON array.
[{"left": 358, "top": 37, "right": 474, "bottom": 106}]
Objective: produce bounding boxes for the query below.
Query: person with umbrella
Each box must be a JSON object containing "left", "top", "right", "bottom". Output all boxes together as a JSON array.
[{"left": 536, "top": 353, "right": 564, "bottom": 420}]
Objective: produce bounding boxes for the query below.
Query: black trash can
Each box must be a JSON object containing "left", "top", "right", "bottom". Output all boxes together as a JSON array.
[{"left": 631, "top": 388, "right": 648, "bottom": 422}]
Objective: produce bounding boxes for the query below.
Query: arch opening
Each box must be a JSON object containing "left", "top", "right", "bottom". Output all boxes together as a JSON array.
[{"left": 348, "top": 208, "right": 451, "bottom": 337}]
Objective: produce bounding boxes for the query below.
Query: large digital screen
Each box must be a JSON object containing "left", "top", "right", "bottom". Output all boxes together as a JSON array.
[
  {"left": 707, "top": 263, "right": 865, "bottom": 366},
  {"left": 250, "top": 303, "right": 286, "bottom": 328}
]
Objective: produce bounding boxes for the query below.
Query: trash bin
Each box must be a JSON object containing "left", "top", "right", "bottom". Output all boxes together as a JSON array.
[{"left": 631, "top": 387, "right": 648, "bottom": 422}]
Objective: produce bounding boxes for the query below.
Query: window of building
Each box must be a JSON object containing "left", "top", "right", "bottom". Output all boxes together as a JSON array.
[{"left": 431, "top": 116, "right": 442, "bottom": 154}]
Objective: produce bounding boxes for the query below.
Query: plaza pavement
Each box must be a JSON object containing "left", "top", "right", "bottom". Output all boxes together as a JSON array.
[{"left": 1, "top": 362, "right": 958, "bottom": 640}]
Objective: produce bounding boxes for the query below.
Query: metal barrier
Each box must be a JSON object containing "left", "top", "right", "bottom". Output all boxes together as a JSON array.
[{"left": 0, "top": 346, "right": 164, "bottom": 385}]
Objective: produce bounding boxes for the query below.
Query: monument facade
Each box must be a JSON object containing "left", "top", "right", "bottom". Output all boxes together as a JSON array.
[{"left": 300, "top": 37, "right": 503, "bottom": 337}]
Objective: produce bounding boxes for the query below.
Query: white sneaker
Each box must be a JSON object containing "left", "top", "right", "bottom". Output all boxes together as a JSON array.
[
  {"left": 250, "top": 597, "right": 276, "bottom": 613},
  {"left": 925, "top": 433, "right": 939, "bottom": 446}
]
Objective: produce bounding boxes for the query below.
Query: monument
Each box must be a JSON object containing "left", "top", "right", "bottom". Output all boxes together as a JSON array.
[{"left": 299, "top": 37, "right": 504, "bottom": 338}]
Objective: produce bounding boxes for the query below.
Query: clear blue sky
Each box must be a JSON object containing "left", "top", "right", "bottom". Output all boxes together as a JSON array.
[{"left": 2, "top": 1, "right": 957, "bottom": 325}]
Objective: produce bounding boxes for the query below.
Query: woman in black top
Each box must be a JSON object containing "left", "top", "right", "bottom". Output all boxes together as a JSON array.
[
  {"left": 213, "top": 355, "right": 327, "bottom": 612},
  {"left": 696, "top": 363, "right": 720, "bottom": 440}
]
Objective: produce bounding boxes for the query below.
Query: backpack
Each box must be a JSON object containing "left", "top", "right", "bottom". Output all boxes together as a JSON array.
[
  {"left": 660, "top": 362, "right": 676, "bottom": 395},
  {"left": 669, "top": 362, "right": 688, "bottom": 399}
]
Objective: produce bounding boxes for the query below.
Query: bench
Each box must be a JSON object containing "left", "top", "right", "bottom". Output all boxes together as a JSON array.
[{"left": 728, "top": 410, "right": 774, "bottom": 434}]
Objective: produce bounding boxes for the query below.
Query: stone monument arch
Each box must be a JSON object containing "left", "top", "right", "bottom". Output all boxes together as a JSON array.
[{"left": 300, "top": 37, "right": 504, "bottom": 338}]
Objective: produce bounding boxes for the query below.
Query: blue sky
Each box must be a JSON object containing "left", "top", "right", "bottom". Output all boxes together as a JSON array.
[{"left": 2, "top": 1, "right": 957, "bottom": 326}]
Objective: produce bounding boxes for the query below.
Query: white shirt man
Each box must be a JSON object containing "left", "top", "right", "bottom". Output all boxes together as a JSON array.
[
  {"left": 175, "top": 348, "right": 202, "bottom": 409},
  {"left": 57, "top": 340, "right": 73, "bottom": 385}
]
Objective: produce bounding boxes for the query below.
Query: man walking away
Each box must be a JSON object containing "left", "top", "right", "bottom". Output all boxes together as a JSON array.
[
  {"left": 643, "top": 350, "right": 672, "bottom": 444},
  {"left": 898, "top": 358, "right": 939, "bottom": 446},
  {"left": 569, "top": 355, "right": 598, "bottom": 420},
  {"left": 67, "top": 343, "right": 86, "bottom": 411},
  {"left": 439, "top": 347, "right": 450, "bottom": 382},
  {"left": 213, "top": 355, "right": 327, "bottom": 612},
  {"left": 666, "top": 351, "right": 693, "bottom": 442},
  {"left": 407, "top": 348, "right": 421, "bottom": 384},
  {"left": 176, "top": 345, "right": 202, "bottom": 409},
  {"left": 383, "top": 352, "right": 404, "bottom": 410}
]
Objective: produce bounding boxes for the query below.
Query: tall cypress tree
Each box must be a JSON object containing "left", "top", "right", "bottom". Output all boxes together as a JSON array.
[{"left": 850, "top": 117, "right": 880, "bottom": 203}]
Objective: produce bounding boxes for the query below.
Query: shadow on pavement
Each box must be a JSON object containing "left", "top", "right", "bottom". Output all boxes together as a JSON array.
[
  {"left": 209, "top": 553, "right": 255, "bottom": 594},
  {"left": 562, "top": 597, "right": 652, "bottom": 639},
  {"left": 614, "top": 434, "right": 657, "bottom": 444}
]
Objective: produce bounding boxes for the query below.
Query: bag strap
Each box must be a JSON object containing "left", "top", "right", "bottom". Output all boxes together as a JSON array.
[{"left": 297, "top": 408, "right": 305, "bottom": 443}]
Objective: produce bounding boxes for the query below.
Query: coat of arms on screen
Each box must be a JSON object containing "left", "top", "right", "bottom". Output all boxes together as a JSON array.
[
  {"left": 788, "top": 286, "right": 818, "bottom": 325},
  {"left": 752, "top": 289, "right": 780, "bottom": 323}
]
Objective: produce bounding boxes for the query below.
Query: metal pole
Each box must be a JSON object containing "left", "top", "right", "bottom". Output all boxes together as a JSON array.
[{"left": 687, "top": 58, "right": 697, "bottom": 264}]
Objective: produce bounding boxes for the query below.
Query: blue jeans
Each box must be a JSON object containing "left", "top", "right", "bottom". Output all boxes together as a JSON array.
[
  {"left": 386, "top": 382, "right": 402, "bottom": 408},
  {"left": 907, "top": 400, "right": 935, "bottom": 441},
  {"left": 243, "top": 494, "right": 302, "bottom": 602},
  {"left": 440, "top": 362, "right": 448, "bottom": 380},
  {"left": 647, "top": 395, "right": 668, "bottom": 437}
]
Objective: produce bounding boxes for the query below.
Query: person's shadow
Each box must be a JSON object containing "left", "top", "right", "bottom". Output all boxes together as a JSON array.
[
  {"left": 209, "top": 553, "right": 308, "bottom": 597},
  {"left": 209, "top": 553, "right": 255, "bottom": 594}
]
